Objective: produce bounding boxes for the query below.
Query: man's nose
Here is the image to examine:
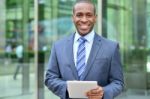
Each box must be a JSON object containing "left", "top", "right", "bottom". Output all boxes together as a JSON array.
[{"left": 81, "top": 16, "right": 88, "bottom": 22}]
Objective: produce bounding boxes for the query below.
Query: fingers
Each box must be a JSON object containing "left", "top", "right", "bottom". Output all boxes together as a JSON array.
[
  {"left": 91, "top": 86, "right": 103, "bottom": 94},
  {"left": 88, "top": 95, "right": 103, "bottom": 99},
  {"left": 86, "top": 86, "right": 104, "bottom": 99}
]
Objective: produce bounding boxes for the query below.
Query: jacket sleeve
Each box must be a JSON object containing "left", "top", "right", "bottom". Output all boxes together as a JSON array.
[
  {"left": 103, "top": 44, "right": 124, "bottom": 99},
  {"left": 44, "top": 43, "right": 67, "bottom": 99}
]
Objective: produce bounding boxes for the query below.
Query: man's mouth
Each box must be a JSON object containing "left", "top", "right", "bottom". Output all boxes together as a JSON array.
[{"left": 80, "top": 25, "right": 89, "bottom": 30}]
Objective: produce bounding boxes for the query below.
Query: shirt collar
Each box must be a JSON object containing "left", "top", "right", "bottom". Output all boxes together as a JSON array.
[{"left": 74, "top": 30, "right": 95, "bottom": 43}]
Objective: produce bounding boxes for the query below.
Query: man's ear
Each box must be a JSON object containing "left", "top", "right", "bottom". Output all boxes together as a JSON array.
[
  {"left": 72, "top": 15, "right": 75, "bottom": 22},
  {"left": 94, "top": 14, "right": 97, "bottom": 23}
]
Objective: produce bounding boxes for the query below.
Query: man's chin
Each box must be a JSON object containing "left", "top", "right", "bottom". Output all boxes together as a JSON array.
[{"left": 78, "top": 30, "right": 90, "bottom": 36}]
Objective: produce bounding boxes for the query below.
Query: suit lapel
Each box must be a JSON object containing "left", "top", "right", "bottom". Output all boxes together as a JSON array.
[
  {"left": 81, "top": 33, "right": 102, "bottom": 80},
  {"left": 66, "top": 34, "right": 79, "bottom": 80}
]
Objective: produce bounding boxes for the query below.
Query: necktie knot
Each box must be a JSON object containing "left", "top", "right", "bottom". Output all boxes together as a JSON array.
[{"left": 78, "top": 37, "right": 87, "bottom": 43}]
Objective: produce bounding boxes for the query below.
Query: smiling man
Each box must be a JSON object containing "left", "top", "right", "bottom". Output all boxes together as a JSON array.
[
  {"left": 45, "top": 0, "right": 124, "bottom": 99},
  {"left": 72, "top": 0, "right": 96, "bottom": 36}
]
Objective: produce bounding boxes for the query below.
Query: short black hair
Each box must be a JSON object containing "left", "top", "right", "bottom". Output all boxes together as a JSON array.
[{"left": 73, "top": 0, "right": 96, "bottom": 15}]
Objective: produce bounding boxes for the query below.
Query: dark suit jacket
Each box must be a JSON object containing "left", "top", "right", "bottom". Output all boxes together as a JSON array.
[{"left": 45, "top": 33, "right": 124, "bottom": 99}]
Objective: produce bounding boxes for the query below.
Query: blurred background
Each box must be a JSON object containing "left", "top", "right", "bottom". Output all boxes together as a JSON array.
[{"left": 0, "top": 0, "right": 150, "bottom": 99}]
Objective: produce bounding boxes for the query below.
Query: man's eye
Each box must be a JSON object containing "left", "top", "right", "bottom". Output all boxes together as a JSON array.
[
  {"left": 76, "top": 14, "right": 82, "bottom": 17},
  {"left": 87, "top": 14, "right": 92, "bottom": 17}
]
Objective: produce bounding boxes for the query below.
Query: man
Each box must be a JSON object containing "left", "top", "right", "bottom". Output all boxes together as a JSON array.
[
  {"left": 45, "top": 0, "right": 124, "bottom": 99},
  {"left": 13, "top": 43, "right": 23, "bottom": 80}
]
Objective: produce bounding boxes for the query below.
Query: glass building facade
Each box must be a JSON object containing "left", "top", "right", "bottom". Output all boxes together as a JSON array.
[{"left": 0, "top": 0, "right": 150, "bottom": 99}]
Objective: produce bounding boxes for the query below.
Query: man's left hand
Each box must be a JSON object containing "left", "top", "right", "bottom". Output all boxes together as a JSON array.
[{"left": 86, "top": 86, "right": 104, "bottom": 99}]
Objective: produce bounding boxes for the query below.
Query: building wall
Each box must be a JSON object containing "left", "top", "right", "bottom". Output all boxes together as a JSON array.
[{"left": 0, "top": 0, "right": 6, "bottom": 50}]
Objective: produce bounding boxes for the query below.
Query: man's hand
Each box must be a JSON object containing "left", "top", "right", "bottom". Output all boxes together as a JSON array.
[{"left": 86, "top": 86, "right": 104, "bottom": 99}]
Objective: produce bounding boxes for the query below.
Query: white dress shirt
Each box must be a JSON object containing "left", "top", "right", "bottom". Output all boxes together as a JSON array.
[
  {"left": 73, "top": 30, "right": 95, "bottom": 66},
  {"left": 15, "top": 45, "right": 23, "bottom": 58}
]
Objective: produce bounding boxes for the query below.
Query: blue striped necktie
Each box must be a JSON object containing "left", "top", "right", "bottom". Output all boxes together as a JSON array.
[{"left": 76, "top": 37, "right": 86, "bottom": 80}]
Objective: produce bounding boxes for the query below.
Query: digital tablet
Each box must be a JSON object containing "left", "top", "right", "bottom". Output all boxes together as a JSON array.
[{"left": 67, "top": 81, "right": 97, "bottom": 98}]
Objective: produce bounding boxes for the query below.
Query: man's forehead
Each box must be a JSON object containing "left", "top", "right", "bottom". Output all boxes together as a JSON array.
[
  {"left": 74, "top": 2, "right": 94, "bottom": 8},
  {"left": 74, "top": 3, "right": 94, "bottom": 12}
]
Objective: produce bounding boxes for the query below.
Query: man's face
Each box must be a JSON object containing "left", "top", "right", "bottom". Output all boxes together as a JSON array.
[{"left": 72, "top": 3, "right": 97, "bottom": 36}]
